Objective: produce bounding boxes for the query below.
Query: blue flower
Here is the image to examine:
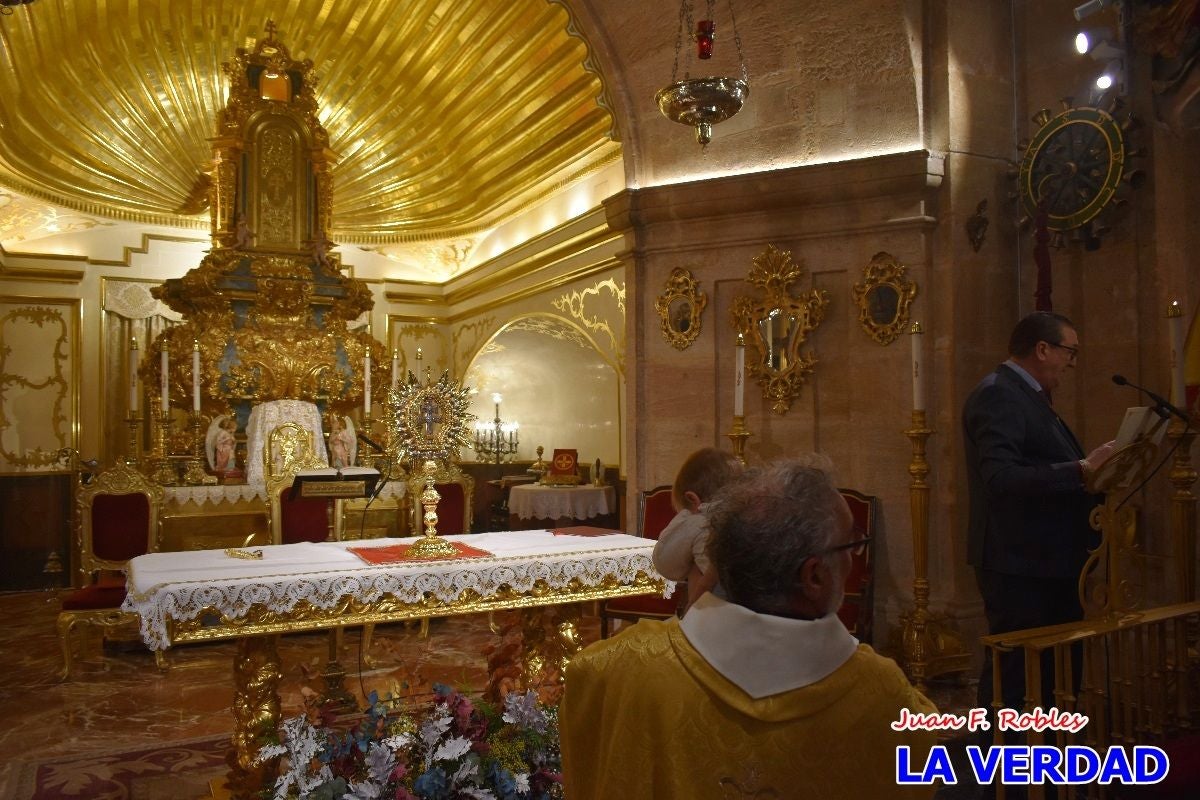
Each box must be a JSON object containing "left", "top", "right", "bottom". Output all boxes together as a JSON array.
[
  {"left": 412, "top": 766, "right": 450, "bottom": 799},
  {"left": 485, "top": 761, "right": 520, "bottom": 800}
]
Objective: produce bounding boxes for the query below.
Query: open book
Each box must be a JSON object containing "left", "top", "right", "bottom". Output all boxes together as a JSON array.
[{"left": 1114, "top": 406, "right": 1168, "bottom": 449}]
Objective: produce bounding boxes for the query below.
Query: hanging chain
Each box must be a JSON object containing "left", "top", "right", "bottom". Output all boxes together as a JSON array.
[
  {"left": 727, "top": 0, "right": 748, "bottom": 83},
  {"left": 671, "top": 0, "right": 689, "bottom": 83}
]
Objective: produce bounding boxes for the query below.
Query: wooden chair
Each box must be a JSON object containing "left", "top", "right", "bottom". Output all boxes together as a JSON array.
[
  {"left": 57, "top": 461, "right": 165, "bottom": 679},
  {"left": 598, "top": 485, "right": 680, "bottom": 638},
  {"left": 836, "top": 487, "right": 877, "bottom": 644}
]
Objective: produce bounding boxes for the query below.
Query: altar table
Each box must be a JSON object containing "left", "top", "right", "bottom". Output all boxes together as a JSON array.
[
  {"left": 122, "top": 529, "right": 669, "bottom": 798},
  {"left": 508, "top": 483, "right": 616, "bottom": 521}
]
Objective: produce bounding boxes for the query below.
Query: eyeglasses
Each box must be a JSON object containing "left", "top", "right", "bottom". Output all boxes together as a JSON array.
[
  {"left": 818, "top": 536, "right": 872, "bottom": 558},
  {"left": 1047, "top": 342, "right": 1079, "bottom": 362}
]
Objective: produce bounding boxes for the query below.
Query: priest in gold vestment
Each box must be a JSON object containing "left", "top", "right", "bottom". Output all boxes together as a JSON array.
[{"left": 562, "top": 456, "right": 938, "bottom": 799}]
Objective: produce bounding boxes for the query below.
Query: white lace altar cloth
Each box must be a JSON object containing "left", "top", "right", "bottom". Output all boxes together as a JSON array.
[
  {"left": 508, "top": 484, "right": 616, "bottom": 520},
  {"left": 245, "top": 399, "right": 328, "bottom": 485},
  {"left": 123, "top": 529, "right": 671, "bottom": 650},
  {"left": 163, "top": 479, "right": 407, "bottom": 509}
]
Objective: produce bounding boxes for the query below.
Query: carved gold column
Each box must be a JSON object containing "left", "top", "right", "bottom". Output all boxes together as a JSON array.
[
  {"left": 210, "top": 141, "right": 242, "bottom": 248},
  {"left": 222, "top": 635, "right": 281, "bottom": 800}
]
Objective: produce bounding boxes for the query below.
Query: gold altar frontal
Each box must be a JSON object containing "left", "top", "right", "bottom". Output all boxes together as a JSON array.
[{"left": 123, "top": 530, "right": 668, "bottom": 800}]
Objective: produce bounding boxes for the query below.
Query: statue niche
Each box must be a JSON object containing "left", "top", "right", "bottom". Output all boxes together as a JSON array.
[{"left": 145, "top": 23, "right": 383, "bottom": 433}]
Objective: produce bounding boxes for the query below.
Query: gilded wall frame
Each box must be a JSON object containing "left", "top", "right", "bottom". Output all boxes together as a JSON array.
[
  {"left": 654, "top": 267, "right": 707, "bottom": 351},
  {"left": 851, "top": 252, "right": 917, "bottom": 346},
  {"left": 730, "top": 245, "right": 829, "bottom": 415},
  {"left": 0, "top": 296, "right": 80, "bottom": 471}
]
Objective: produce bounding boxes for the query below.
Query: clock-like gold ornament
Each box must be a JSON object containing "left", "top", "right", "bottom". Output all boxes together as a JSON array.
[{"left": 1017, "top": 104, "right": 1130, "bottom": 236}]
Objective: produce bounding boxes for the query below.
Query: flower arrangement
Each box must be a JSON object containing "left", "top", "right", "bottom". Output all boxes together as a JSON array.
[{"left": 257, "top": 684, "right": 562, "bottom": 800}]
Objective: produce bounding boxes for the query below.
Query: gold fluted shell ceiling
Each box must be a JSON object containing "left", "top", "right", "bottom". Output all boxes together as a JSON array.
[{"left": 0, "top": 0, "right": 617, "bottom": 244}]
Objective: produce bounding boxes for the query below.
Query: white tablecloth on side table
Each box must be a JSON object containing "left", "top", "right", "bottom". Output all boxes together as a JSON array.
[{"left": 507, "top": 484, "right": 615, "bottom": 521}]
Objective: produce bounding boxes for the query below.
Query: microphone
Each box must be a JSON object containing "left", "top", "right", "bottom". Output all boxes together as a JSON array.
[
  {"left": 1112, "top": 374, "right": 1190, "bottom": 422},
  {"left": 357, "top": 431, "right": 385, "bottom": 453}
]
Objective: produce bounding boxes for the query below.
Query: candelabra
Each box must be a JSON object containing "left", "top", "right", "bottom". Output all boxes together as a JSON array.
[
  {"left": 124, "top": 412, "right": 142, "bottom": 466},
  {"left": 474, "top": 393, "right": 519, "bottom": 464},
  {"left": 898, "top": 410, "right": 969, "bottom": 692},
  {"left": 182, "top": 411, "right": 208, "bottom": 485},
  {"left": 150, "top": 405, "right": 178, "bottom": 485}
]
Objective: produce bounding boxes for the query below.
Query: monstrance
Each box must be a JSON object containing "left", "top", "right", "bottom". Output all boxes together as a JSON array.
[{"left": 384, "top": 367, "right": 475, "bottom": 558}]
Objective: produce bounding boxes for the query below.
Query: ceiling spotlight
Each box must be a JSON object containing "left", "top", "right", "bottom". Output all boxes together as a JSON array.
[
  {"left": 1074, "top": 0, "right": 1116, "bottom": 22},
  {"left": 1095, "top": 60, "right": 1122, "bottom": 90}
]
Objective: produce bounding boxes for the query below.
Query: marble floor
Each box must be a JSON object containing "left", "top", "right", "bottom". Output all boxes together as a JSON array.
[
  {"left": 0, "top": 589, "right": 555, "bottom": 798},
  {"left": 0, "top": 589, "right": 977, "bottom": 798}
]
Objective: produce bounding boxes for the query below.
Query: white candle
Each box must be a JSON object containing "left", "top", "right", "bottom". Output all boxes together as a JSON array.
[
  {"left": 1168, "top": 300, "right": 1186, "bottom": 407},
  {"left": 391, "top": 349, "right": 399, "bottom": 389},
  {"left": 160, "top": 344, "right": 169, "bottom": 415},
  {"left": 191, "top": 341, "right": 201, "bottom": 412},
  {"left": 128, "top": 338, "right": 139, "bottom": 413},
  {"left": 364, "top": 352, "right": 372, "bottom": 414},
  {"left": 910, "top": 321, "right": 925, "bottom": 412},
  {"left": 734, "top": 333, "right": 745, "bottom": 417}
]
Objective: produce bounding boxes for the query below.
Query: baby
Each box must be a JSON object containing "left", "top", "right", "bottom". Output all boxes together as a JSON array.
[{"left": 651, "top": 447, "right": 741, "bottom": 610}]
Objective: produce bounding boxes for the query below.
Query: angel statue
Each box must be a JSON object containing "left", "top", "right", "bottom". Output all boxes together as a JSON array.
[
  {"left": 206, "top": 415, "right": 238, "bottom": 474},
  {"left": 328, "top": 414, "right": 357, "bottom": 469}
]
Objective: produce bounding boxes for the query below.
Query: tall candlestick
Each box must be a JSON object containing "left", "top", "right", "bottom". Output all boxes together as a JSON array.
[
  {"left": 734, "top": 333, "right": 745, "bottom": 417},
  {"left": 391, "top": 348, "right": 399, "bottom": 389},
  {"left": 910, "top": 321, "right": 925, "bottom": 412},
  {"left": 191, "top": 341, "right": 201, "bottom": 412},
  {"left": 1168, "top": 301, "right": 1186, "bottom": 408},
  {"left": 160, "top": 343, "right": 169, "bottom": 415},
  {"left": 364, "top": 352, "right": 372, "bottom": 414},
  {"left": 129, "top": 338, "right": 139, "bottom": 413}
]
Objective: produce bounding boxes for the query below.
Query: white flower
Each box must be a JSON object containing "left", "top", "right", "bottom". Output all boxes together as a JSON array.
[
  {"left": 342, "top": 779, "right": 383, "bottom": 799},
  {"left": 502, "top": 690, "right": 548, "bottom": 734},
  {"left": 432, "top": 735, "right": 473, "bottom": 763},
  {"left": 458, "top": 788, "right": 497, "bottom": 800},
  {"left": 364, "top": 741, "right": 397, "bottom": 784},
  {"left": 514, "top": 773, "right": 531, "bottom": 793}
]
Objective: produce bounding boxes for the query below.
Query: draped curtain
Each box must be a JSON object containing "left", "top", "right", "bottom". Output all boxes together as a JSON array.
[{"left": 102, "top": 281, "right": 183, "bottom": 466}]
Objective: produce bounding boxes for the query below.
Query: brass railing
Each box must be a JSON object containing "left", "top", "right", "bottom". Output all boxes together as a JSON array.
[{"left": 981, "top": 602, "right": 1200, "bottom": 800}]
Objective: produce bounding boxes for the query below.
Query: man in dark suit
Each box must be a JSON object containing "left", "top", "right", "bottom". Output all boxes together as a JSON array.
[{"left": 964, "top": 311, "right": 1113, "bottom": 715}]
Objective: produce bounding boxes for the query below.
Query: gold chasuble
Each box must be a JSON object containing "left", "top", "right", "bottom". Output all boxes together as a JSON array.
[{"left": 561, "top": 618, "right": 938, "bottom": 799}]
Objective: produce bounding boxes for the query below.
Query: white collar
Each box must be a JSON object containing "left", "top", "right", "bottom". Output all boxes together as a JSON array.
[{"left": 679, "top": 592, "right": 858, "bottom": 699}]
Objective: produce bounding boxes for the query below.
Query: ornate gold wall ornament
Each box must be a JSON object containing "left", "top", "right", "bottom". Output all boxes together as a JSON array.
[
  {"left": 0, "top": 302, "right": 74, "bottom": 468},
  {"left": 850, "top": 252, "right": 918, "bottom": 346},
  {"left": 730, "top": 245, "right": 829, "bottom": 415},
  {"left": 552, "top": 278, "right": 626, "bottom": 375},
  {"left": 653, "top": 267, "right": 706, "bottom": 350}
]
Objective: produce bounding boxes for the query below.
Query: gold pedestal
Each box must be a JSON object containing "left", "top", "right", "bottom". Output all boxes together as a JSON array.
[
  {"left": 407, "top": 459, "right": 458, "bottom": 559},
  {"left": 124, "top": 414, "right": 141, "bottom": 466},
  {"left": 725, "top": 415, "right": 751, "bottom": 466},
  {"left": 182, "top": 414, "right": 207, "bottom": 484},
  {"left": 899, "top": 410, "right": 969, "bottom": 691}
]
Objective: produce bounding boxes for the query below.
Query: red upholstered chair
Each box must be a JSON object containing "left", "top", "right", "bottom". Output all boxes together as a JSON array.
[
  {"left": 409, "top": 465, "right": 474, "bottom": 537},
  {"left": 57, "top": 461, "right": 165, "bottom": 679},
  {"left": 836, "top": 488, "right": 877, "bottom": 643},
  {"left": 267, "top": 470, "right": 336, "bottom": 545},
  {"left": 599, "top": 485, "right": 680, "bottom": 638}
]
